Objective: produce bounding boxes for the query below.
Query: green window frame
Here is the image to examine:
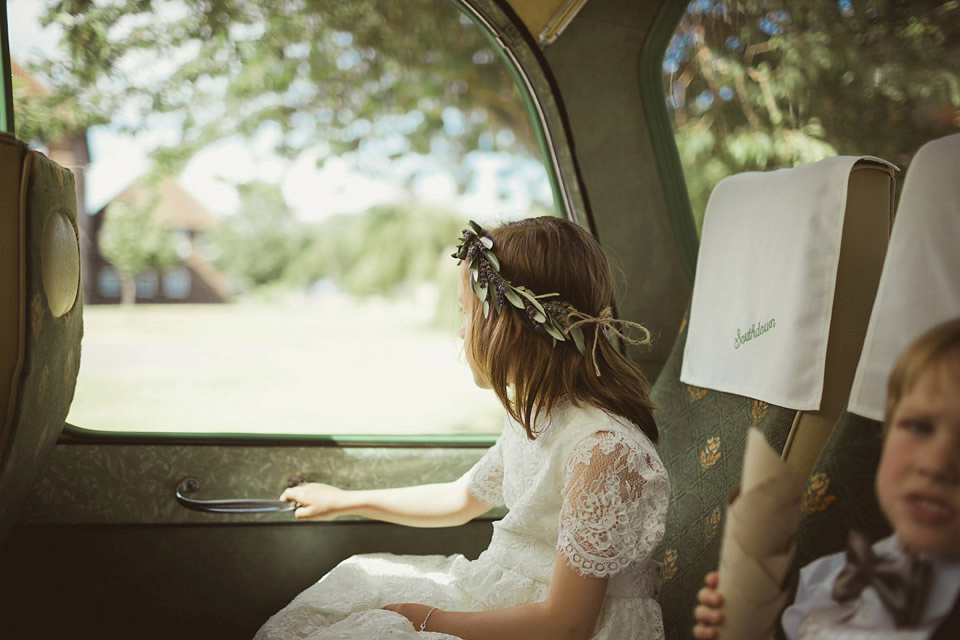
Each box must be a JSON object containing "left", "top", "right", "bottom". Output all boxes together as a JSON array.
[{"left": 638, "top": 0, "right": 701, "bottom": 282}]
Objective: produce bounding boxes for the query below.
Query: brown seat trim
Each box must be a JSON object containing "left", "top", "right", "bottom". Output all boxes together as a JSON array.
[
  {"left": 0, "top": 135, "right": 27, "bottom": 455},
  {"left": 781, "top": 159, "right": 894, "bottom": 476}
]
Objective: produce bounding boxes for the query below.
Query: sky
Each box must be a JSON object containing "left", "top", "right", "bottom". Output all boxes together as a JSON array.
[{"left": 7, "top": 0, "right": 551, "bottom": 224}]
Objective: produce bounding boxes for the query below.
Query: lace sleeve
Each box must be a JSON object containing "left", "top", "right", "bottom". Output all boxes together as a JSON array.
[
  {"left": 558, "top": 431, "right": 669, "bottom": 578},
  {"left": 459, "top": 436, "right": 505, "bottom": 507}
]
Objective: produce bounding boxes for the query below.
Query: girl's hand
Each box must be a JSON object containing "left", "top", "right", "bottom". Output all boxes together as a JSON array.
[
  {"left": 382, "top": 603, "right": 439, "bottom": 631},
  {"left": 280, "top": 482, "right": 347, "bottom": 520},
  {"left": 693, "top": 571, "right": 725, "bottom": 640}
]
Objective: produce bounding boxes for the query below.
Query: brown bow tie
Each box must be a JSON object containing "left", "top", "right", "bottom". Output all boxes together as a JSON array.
[{"left": 831, "top": 530, "right": 933, "bottom": 627}]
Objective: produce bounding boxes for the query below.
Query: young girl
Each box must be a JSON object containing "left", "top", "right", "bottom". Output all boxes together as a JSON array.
[
  {"left": 693, "top": 317, "right": 960, "bottom": 639},
  {"left": 254, "top": 216, "right": 670, "bottom": 640}
]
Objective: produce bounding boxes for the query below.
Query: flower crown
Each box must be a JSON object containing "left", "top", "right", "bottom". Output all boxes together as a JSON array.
[
  {"left": 452, "top": 221, "right": 653, "bottom": 375},
  {"left": 453, "top": 221, "right": 587, "bottom": 353}
]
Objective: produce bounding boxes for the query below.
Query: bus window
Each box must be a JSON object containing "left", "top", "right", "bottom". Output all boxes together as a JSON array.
[
  {"left": 664, "top": 0, "right": 960, "bottom": 232},
  {"left": 9, "top": 0, "right": 557, "bottom": 437}
]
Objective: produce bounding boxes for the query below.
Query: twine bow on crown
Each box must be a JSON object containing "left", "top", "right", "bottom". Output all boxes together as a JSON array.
[
  {"left": 452, "top": 221, "right": 651, "bottom": 376},
  {"left": 565, "top": 307, "right": 652, "bottom": 376}
]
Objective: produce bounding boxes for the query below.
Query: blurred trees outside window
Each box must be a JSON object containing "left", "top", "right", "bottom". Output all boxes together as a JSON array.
[
  {"left": 15, "top": 0, "right": 541, "bottom": 188},
  {"left": 14, "top": 0, "right": 553, "bottom": 300},
  {"left": 664, "top": 0, "right": 960, "bottom": 230}
]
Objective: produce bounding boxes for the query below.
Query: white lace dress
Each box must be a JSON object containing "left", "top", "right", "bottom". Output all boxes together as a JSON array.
[{"left": 254, "top": 401, "right": 670, "bottom": 640}]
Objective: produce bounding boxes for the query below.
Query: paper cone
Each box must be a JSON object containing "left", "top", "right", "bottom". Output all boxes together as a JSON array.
[
  {"left": 717, "top": 530, "right": 794, "bottom": 599},
  {"left": 715, "top": 428, "right": 805, "bottom": 640},
  {"left": 719, "top": 521, "right": 796, "bottom": 593},
  {"left": 720, "top": 581, "right": 790, "bottom": 630},
  {"left": 727, "top": 494, "right": 801, "bottom": 556},
  {"left": 740, "top": 429, "right": 803, "bottom": 494}
]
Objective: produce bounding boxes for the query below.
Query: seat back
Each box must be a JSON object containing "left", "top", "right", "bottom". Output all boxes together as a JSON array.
[
  {"left": 793, "top": 133, "right": 960, "bottom": 573},
  {"left": 653, "top": 156, "right": 894, "bottom": 639},
  {"left": 0, "top": 133, "right": 84, "bottom": 542},
  {"left": 778, "top": 162, "right": 893, "bottom": 477}
]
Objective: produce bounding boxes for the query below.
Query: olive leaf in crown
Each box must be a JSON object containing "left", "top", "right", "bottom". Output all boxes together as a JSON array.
[{"left": 452, "top": 221, "right": 586, "bottom": 354}]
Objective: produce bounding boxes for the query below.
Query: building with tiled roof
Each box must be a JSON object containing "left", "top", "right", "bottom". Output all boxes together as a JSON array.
[
  {"left": 89, "top": 177, "right": 229, "bottom": 304},
  {"left": 13, "top": 59, "right": 228, "bottom": 304}
]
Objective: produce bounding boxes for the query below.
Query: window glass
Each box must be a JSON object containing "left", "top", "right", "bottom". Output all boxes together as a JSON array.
[
  {"left": 97, "top": 267, "right": 121, "bottom": 299},
  {"left": 163, "top": 266, "right": 192, "bottom": 300},
  {"left": 664, "top": 0, "right": 960, "bottom": 231},
  {"left": 10, "top": 0, "right": 555, "bottom": 435}
]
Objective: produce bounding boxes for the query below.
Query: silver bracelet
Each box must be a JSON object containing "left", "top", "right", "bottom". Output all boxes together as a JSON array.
[{"left": 419, "top": 606, "right": 438, "bottom": 632}]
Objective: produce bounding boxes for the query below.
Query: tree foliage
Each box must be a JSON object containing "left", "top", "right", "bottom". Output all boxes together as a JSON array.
[
  {"left": 665, "top": 0, "right": 960, "bottom": 227},
  {"left": 10, "top": 74, "right": 107, "bottom": 144},
  {"left": 210, "top": 181, "right": 309, "bottom": 288},
  {"left": 210, "top": 182, "right": 468, "bottom": 298},
  {"left": 305, "top": 204, "right": 468, "bottom": 297},
  {"left": 98, "top": 190, "right": 178, "bottom": 304},
  {"left": 17, "top": 0, "right": 537, "bottom": 185}
]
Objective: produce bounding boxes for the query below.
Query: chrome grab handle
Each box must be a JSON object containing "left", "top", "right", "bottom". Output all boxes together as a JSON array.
[{"left": 175, "top": 476, "right": 296, "bottom": 513}]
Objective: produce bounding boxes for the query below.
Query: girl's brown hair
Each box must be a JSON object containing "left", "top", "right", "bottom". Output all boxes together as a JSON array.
[
  {"left": 462, "top": 216, "right": 657, "bottom": 442},
  {"left": 885, "top": 316, "right": 960, "bottom": 426}
]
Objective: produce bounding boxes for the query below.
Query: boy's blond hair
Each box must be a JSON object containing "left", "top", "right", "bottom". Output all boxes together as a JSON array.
[{"left": 885, "top": 317, "right": 960, "bottom": 426}]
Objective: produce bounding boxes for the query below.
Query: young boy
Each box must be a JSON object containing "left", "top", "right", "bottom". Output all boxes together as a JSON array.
[{"left": 694, "top": 317, "right": 960, "bottom": 639}]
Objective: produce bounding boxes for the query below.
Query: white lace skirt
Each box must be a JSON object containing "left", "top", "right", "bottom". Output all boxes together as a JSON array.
[{"left": 253, "top": 552, "right": 663, "bottom": 640}]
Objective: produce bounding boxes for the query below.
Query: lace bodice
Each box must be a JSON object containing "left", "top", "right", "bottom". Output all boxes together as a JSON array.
[{"left": 463, "top": 401, "right": 669, "bottom": 595}]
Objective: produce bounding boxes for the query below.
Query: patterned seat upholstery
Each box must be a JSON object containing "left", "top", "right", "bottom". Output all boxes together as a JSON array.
[
  {"left": 652, "top": 158, "right": 895, "bottom": 640},
  {"left": 0, "top": 133, "right": 84, "bottom": 542},
  {"left": 652, "top": 321, "right": 797, "bottom": 638},
  {"left": 791, "top": 410, "right": 890, "bottom": 575}
]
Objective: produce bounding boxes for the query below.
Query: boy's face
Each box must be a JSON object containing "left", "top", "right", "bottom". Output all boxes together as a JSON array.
[{"left": 876, "top": 364, "right": 960, "bottom": 559}]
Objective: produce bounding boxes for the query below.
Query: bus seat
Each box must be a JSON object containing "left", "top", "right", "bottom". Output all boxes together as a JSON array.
[
  {"left": 652, "top": 155, "right": 894, "bottom": 640},
  {"left": 0, "top": 132, "right": 84, "bottom": 543},
  {"left": 792, "top": 132, "right": 960, "bottom": 574}
]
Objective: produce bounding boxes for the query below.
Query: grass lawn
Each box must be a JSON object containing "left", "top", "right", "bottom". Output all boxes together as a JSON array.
[{"left": 67, "top": 294, "right": 504, "bottom": 435}]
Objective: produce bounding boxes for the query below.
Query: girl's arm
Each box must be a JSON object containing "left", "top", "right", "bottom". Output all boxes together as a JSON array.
[
  {"left": 385, "top": 552, "right": 608, "bottom": 640},
  {"left": 279, "top": 479, "right": 492, "bottom": 528}
]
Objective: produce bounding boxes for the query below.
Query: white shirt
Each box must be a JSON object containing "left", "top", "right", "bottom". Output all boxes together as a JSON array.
[{"left": 781, "top": 534, "right": 960, "bottom": 640}]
